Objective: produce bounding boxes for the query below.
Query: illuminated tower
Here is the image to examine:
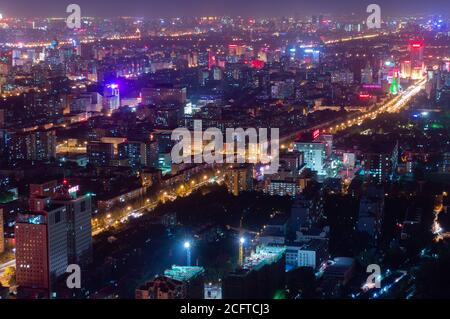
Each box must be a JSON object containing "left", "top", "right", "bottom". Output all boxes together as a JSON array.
[
  {"left": 390, "top": 70, "right": 399, "bottom": 95},
  {"left": 409, "top": 40, "right": 425, "bottom": 80}
]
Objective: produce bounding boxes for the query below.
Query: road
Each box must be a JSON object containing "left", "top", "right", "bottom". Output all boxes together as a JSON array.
[
  {"left": 279, "top": 79, "right": 426, "bottom": 146},
  {"left": 92, "top": 174, "right": 225, "bottom": 236}
]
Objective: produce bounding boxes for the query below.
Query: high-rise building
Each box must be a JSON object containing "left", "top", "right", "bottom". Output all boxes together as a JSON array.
[
  {"left": 118, "top": 141, "right": 147, "bottom": 169},
  {"left": 29, "top": 180, "right": 93, "bottom": 266},
  {"left": 361, "top": 141, "right": 398, "bottom": 183},
  {"left": 53, "top": 193, "right": 92, "bottom": 266},
  {"left": 17, "top": 179, "right": 93, "bottom": 298},
  {"left": 15, "top": 207, "right": 68, "bottom": 296},
  {"left": 409, "top": 40, "right": 425, "bottom": 80},
  {"left": 102, "top": 84, "right": 120, "bottom": 112},
  {"left": 225, "top": 164, "right": 253, "bottom": 196},
  {"left": 87, "top": 141, "right": 114, "bottom": 166}
]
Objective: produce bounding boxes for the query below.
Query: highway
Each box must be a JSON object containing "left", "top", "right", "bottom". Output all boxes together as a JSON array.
[
  {"left": 279, "top": 79, "right": 426, "bottom": 145},
  {"left": 92, "top": 174, "right": 225, "bottom": 236}
]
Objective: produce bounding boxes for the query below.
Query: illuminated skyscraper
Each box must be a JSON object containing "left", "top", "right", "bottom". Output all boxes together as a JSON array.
[
  {"left": 102, "top": 84, "right": 120, "bottom": 112},
  {"left": 390, "top": 71, "right": 399, "bottom": 95},
  {"left": 16, "top": 207, "right": 68, "bottom": 297},
  {"left": 409, "top": 41, "right": 425, "bottom": 80}
]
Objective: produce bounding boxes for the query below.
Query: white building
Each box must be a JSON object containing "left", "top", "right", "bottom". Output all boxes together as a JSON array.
[
  {"left": 294, "top": 142, "right": 326, "bottom": 176},
  {"left": 286, "top": 239, "right": 329, "bottom": 270}
]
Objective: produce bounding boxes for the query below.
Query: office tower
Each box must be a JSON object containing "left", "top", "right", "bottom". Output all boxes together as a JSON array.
[
  {"left": 361, "top": 141, "right": 399, "bottom": 183},
  {"left": 409, "top": 40, "right": 425, "bottom": 80},
  {"left": 87, "top": 141, "right": 114, "bottom": 166},
  {"left": 136, "top": 266, "right": 205, "bottom": 299},
  {"left": 53, "top": 191, "right": 93, "bottom": 266},
  {"left": 118, "top": 141, "right": 147, "bottom": 169},
  {"left": 15, "top": 207, "right": 68, "bottom": 296}
]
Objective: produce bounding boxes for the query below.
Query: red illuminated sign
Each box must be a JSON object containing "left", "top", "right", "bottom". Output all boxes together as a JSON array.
[
  {"left": 410, "top": 41, "right": 423, "bottom": 48},
  {"left": 251, "top": 59, "right": 264, "bottom": 69},
  {"left": 312, "top": 129, "right": 320, "bottom": 140}
]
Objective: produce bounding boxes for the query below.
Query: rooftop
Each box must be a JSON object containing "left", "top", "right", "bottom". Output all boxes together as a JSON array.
[
  {"left": 241, "top": 245, "right": 286, "bottom": 272},
  {"left": 164, "top": 265, "right": 205, "bottom": 282}
]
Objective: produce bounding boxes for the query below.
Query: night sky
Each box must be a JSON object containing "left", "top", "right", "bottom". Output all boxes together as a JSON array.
[{"left": 0, "top": 0, "right": 449, "bottom": 18}]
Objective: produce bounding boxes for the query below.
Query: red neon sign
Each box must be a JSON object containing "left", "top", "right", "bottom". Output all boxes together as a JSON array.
[{"left": 312, "top": 129, "right": 320, "bottom": 140}]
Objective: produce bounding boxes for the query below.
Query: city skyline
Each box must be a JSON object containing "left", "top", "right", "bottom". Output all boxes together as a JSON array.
[{"left": 0, "top": 0, "right": 449, "bottom": 306}]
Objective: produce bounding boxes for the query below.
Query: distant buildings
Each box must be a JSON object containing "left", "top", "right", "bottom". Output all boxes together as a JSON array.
[
  {"left": 141, "top": 84, "right": 187, "bottom": 106},
  {"left": 136, "top": 266, "right": 205, "bottom": 299}
]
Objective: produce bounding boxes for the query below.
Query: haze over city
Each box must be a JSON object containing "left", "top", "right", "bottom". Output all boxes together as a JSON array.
[{"left": 1, "top": 0, "right": 449, "bottom": 18}]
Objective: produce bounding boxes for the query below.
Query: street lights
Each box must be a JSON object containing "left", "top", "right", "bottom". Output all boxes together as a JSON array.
[{"left": 184, "top": 241, "right": 191, "bottom": 266}]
